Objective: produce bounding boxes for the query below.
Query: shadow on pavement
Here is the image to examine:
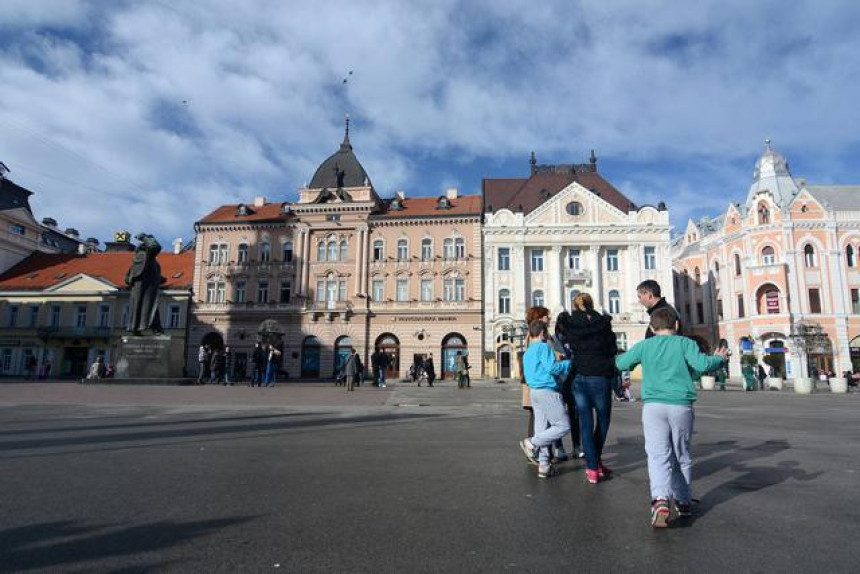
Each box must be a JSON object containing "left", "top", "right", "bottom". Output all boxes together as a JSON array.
[{"left": 0, "top": 516, "right": 252, "bottom": 572}]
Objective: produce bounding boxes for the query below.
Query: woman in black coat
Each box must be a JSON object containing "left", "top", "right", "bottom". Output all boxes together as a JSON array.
[{"left": 557, "top": 293, "right": 618, "bottom": 484}]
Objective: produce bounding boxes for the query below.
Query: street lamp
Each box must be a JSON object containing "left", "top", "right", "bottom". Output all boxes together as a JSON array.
[{"left": 500, "top": 320, "right": 529, "bottom": 351}]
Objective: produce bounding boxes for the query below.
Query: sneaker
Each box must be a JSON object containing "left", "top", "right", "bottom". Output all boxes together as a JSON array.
[
  {"left": 554, "top": 449, "right": 569, "bottom": 462},
  {"left": 651, "top": 499, "right": 670, "bottom": 528},
  {"left": 538, "top": 464, "right": 559, "bottom": 479},
  {"left": 597, "top": 462, "right": 612, "bottom": 479},
  {"left": 675, "top": 500, "right": 693, "bottom": 518},
  {"left": 585, "top": 468, "right": 599, "bottom": 484},
  {"left": 519, "top": 439, "right": 539, "bottom": 465}
]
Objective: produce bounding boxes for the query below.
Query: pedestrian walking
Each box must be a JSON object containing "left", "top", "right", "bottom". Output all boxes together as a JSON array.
[
  {"left": 558, "top": 293, "right": 618, "bottom": 484},
  {"left": 25, "top": 355, "right": 37, "bottom": 380},
  {"left": 83, "top": 356, "right": 106, "bottom": 383},
  {"left": 518, "top": 319, "right": 573, "bottom": 479},
  {"left": 456, "top": 351, "right": 470, "bottom": 389},
  {"left": 251, "top": 343, "right": 265, "bottom": 387},
  {"left": 756, "top": 363, "right": 767, "bottom": 391},
  {"left": 344, "top": 347, "right": 359, "bottom": 392},
  {"left": 424, "top": 354, "right": 436, "bottom": 387},
  {"left": 530, "top": 305, "right": 571, "bottom": 461},
  {"left": 264, "top": 344, "right": 280, "bottom": 387},
  {"left": 223, "top": 346, "right": 234, "bottom": 385},
  {"left": 615, "top": 307, "right": 728, "bottom": 527},
  {"left": 197, "top": 345, "right": 209, "bottom": 384}
]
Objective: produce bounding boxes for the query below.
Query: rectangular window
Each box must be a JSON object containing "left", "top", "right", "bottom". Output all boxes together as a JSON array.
[
  {"left": 444, "top": 278, "right": 455, "bottom": 301},
  {"left": 121, "top": 305, "right": 129, "bottom": 329},
  {"left": 238, "top": 245, "right": 248, "bottom": 263},
  {"left": 531, "top": 249, "right": 544, "bottom": 272},
  {"left": 644, "top": 246, "right": 656, "bottom": 270},
  {"left": 737, "top": 295, "right": 745, "bottom": 319},
  {"left": 716, "top": 299, "right": 724, "bottom": 321},
  {"left": 29, "top": 305, "right": 39, "bottom": 327},
  {"left": 168, "top": 304, "right": 181, "bottom": 328},
  {"left": 217, "top": 282, "right": 226, "bottom": 303},
  {"left": 280, "top": 281, "right": 291, "bottom": 304},
  {"left": 568, "top": 248, "right": 580, "bottom": 270},
  {"left": 1, "top": 349, "right": 11, "bottom": 371},
  {"left": 455, "top": 279, "right": 465, "bottom": 301},
  {"left": 420, "top": 279, "right": 433, "bottom": 301},
  {"left": 235, "top": 281, "right": 246, "bottom": 303},
  {"left": 372, "top": 279, "right": 384, "bottom": 302},
  {"left": 498, "top": 247, "right": 510, "bottom": 271},
  {"left": 396, "top": 278, "right": 408, "bottom": 301},
  {"left": 98, "top": 305, "right": 110, "bottom": 328},
  {"left": 373, "top": 242, "right": 384, "bottom": 261},
  {"left": 76, "top": 305, "right": 87, "bottom": 327},
  {"left": 454, "top": 238, "right": 465, "bottom": 259},
  {"left": 257, "top": 281, "right": 269, "bottom": 303},
  {"left": 338, "top": 280, "right": 347, "bottom": 301},
  {"left": 696, "top": 302, "right": 704, "bottom": 324},
  {"left": 208, "top": 245, "right": 219, "bottom": 264},
  {"left": 421, "top": 241, "right": 432, "bottom": 260},
  {"left": 443, "top": 239, "right": 454, "bottom": 259},
  {"left": 397, "top": 243, "right": 408, "bottom": 260},
  {"left": 808, "top": 288, "right": 822, "bottom": 314},
  {"left": 51, "top": 305, "right": 61, "bottom": 327},
  {"left": 206, "top": 281, "right": 217, "bottom": 303},
  {"left": 852, "top": 289, "right": 860, "bottom": 315},
  {"left": 9, "top": 224, "right": 25, "bottom": 235},
  {"left": 7, "top": 306, "right": 18, "bottom": 327},
  {"left": 283, "top": 243, "right": 293, "bottom": 262},
  {"left": 219, "top": 244, "right": 228, "bottom": 264},
  {"left": 606, "top": 249, "right": 619, "bottom": 272},
  {"left": 316, "top": 279, "right": 326, "bottom": 302}
]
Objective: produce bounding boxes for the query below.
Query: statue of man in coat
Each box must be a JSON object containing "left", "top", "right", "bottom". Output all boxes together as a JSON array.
[{"left": 125, "top": 233, "right": 165, "bottom": 335}]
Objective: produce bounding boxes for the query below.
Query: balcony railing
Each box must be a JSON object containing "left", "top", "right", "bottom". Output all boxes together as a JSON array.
[{"left": 564, "top": 268, "right": 592, "bottom": 282}]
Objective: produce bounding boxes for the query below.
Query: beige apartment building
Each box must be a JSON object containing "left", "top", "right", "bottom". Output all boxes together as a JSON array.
[
  {"left": 673, "top": 141, "right": 860, "bottom": 379},
  {"left": 190, "top": 127, "right": 482, "bottom": 380}
]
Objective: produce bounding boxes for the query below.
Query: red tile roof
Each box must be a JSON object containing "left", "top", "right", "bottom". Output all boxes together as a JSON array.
[
  {"left": 483, "top": 170, "right": 634, "bottom": 215},
  {"left": 374, "top": 195, "right": 482, "bottom": 218},
  {"left": 0, "top": 251, "right": 195, "bottom": 291},
  {"left": 197, "top": 203, "right": 284, "bottom": 224}
]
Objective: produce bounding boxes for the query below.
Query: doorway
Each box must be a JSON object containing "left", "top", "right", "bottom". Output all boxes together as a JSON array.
[
  {"left": 63, "top": 347, "right": 89, "bottom": 377},
  {"left": 375, "top": 333, "right": 400, "bottom": 379},
  {"left": 498, "top": 345, "right": 512, "bottom": 379}
]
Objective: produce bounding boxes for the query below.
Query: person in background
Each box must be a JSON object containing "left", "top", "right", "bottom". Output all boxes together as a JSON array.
[
  {"left": 424, "top": 353, "right": 436, "bottom": 387},
  {"left": 756, "top": 363, "right": 767, "bottom": 391},
  {"left": 637, "top": 280, "right": 682, "bottom": 338},
  {"left": 197, "top": 345, "right": 209, "bottom": 385},
  {"left": 344, "top": 347, "right": 359, "bottom": 392},
  {"left": 224, "top": 346, "right": 234, "bottom": 386}
]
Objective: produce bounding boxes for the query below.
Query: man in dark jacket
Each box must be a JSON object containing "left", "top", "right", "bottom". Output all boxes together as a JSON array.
[
  {"left": 637, "top": 280, "right": 681, "bottom": 338},
  {"left": 424, "top": 354, "right": 436, "bottom": 387}
]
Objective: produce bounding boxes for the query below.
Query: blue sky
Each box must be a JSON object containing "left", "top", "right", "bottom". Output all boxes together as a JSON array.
[{"left": 1, "top": 0, "right": 859, "bottom": 245}]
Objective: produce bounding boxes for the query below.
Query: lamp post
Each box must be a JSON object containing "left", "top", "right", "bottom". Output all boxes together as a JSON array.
[{"left": 501, "top": 320, "right": 529, "bottom": 379}]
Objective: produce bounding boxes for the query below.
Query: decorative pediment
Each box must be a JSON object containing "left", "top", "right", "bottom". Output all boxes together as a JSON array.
[
  {"left": 525, "top": 182, "right": 627, "bottom": 226},
  {"left": 45, "top": 273, "right": 119, "bottom": 293}
]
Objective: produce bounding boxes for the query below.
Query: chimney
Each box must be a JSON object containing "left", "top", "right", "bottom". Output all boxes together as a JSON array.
[
  {"left": 65, "top": 228, "right": 80, "bottom": 239},
  {"left": 42, "top": 217, "right": 57, "bottom": 228},
  {"left": 172, "top": 238, "right": 184, "bottom": 254},
  {"left": 395, "top": 190, "right": 406, "bottom": 201},
  {"left": 76, "top": 243, "right": 86, "bottom": 255},
  {"left": 445, "top": 187, "right": 459, "bottom": 200},
  {"left": 253, "top": 196, "right": 266, "bottom": 207},
  {"left": 85, "top": 238, "right": 100, "bottom": 253}
]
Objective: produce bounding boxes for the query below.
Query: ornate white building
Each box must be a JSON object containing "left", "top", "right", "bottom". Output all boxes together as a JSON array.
[{"left": 482, "top": 154, "right": 672, "bottom": 379}]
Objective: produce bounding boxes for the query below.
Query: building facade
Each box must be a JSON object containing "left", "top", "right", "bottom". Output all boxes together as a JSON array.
[
  {"left": 482, "top": 154, "right": 672, "bottom": 380},
  {"left": 0, "top": 249, "right": 193, "bottom": 378},
  {"left": 190, "top": 128, "right": 482, "bottom": 380},
  {"left": 673, "top": 141, "right": 860, "bottom": 378}
]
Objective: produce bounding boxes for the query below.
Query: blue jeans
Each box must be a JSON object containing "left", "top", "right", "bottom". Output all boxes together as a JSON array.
[
  {"left": 573, "top": 374, "right": 613, "bottom": 471},
  {"left": 264, "top": 363, "right": 277, "bottom": 386},
  {"left": 642, "top": 402, "right": 694, "bottom": 503}
]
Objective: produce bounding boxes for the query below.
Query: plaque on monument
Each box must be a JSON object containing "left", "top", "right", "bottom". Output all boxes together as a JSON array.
[{"left": 115, "top": 335, "right": 185, "bottom": 380}]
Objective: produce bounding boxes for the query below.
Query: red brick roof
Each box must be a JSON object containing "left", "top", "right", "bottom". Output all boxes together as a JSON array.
[
  {"left": 374, "top": 195, "right": 482, "bottom": 218},
  {"left": 483, "top": 171, "right": 634, "bottom": 215},
  {"left": 0, "top": 251, "right": 194, "bottom": 291},
  {"left": 197, "top": 203, "right": 284, "bottom": 224}
]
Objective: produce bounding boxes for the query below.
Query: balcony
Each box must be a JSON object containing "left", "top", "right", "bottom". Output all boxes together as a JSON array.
[
  {"left": 34, "top": 326, "right": 113, "bottom": 339},
  {"left": 564, "top": 268, "right": 592, "bottom": 283},
  {"left": 304, "top": 300, "right": 354, "bottom": 321}
]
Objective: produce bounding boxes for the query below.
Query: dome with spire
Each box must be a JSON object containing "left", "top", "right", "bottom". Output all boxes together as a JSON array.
[
  {"left": 745, "top": 139, "right": 799, "bottom": 210},
  {"left": 308, "top": 116, "right": 372, "bottom": 190}
]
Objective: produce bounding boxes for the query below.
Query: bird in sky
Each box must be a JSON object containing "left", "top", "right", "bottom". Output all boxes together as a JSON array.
[{"left": 342, "top": 70, "right": 353, "bottom": 84}]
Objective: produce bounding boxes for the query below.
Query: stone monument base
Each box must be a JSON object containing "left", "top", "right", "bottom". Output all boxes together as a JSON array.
[{"left": 116, "top": 335, "right": 185, "bottom": 379}]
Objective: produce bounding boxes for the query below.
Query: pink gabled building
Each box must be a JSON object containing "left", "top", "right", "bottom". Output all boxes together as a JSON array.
[{"left": 672, "top": 141, "right": 860, "bottom": 379}]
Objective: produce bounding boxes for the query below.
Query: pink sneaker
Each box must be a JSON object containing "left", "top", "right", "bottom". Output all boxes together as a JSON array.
[{"left": 585, "top": 468, "right": 599, "bottom": 484}]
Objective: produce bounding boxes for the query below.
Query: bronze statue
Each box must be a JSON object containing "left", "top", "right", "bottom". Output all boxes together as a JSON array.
[{"left": 125, "top": 233, "right": 165, "bottom": 335}]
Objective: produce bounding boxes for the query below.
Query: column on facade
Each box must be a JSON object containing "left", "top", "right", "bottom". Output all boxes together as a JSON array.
[
  {"left": 515, "top": 244, "right": 527, "bottom": 317},
  {"left": 354, "top": 227, "right": 364, "bottom": 296},
  {"left": 302, "top": 230, "right": 312, "bottom": 296},
  {"left": 548, "top": 245, "right": 562, "bottom": 313},
  {"left": 829, "top": 243, "right": 852, "bottom": 371},
  {"left": 295, "top": 230, "right": 305, "bottom": 295},
  {"left": 590, "top": 245, "right": 603, "bottom": 309},
  {"left": 625, "top": 244, "right": 639, "bottom": 318}
]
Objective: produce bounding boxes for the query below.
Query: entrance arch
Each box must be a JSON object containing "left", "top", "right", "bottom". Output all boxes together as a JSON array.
[
  {"left": 850, "top": 335, "right": 860, "bottom": 372},
  {"left": 441, "top": 332, "right": 468, "bottom": 380},
  {"left": 301, "top": 336, "right": 321, "bottom": 378},
  {"left": 497, "top": 343, "right": 513, "bottom": 379},
  {"left": 201, "top": 331, "right": 224, "bottom": 349},
  {"left": 375, "top": 333, "right": 400, "bottom": 379},
  {"left": 763, "top": 339, "right": 787, "bottom": 379},
  {"left": 755, "top": 283, "right": 781, "bottom": 315},
  {"left": 334, "top": 335, "right": 352, "bottom": 377}
]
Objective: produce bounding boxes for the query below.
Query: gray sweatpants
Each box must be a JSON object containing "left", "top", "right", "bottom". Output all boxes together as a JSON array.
[
  {"left": 642, "top": 402, "right": 695, "bottom": 503},
  {"left": 530, "top": 388, "right": 571, "bottom": 466}
]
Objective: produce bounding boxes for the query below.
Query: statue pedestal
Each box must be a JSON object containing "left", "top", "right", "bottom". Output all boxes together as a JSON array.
[{"left": 116, "top": 335, "right": 185, "bottom": 379}]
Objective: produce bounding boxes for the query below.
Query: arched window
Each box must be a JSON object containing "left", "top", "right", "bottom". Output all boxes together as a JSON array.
[
  {"left": 373, "top": 239, "right": 384, "bottom": 261},
  {"left": 804, "top": 244, "right": 816, "bottom": 268},
  {"left": 498, "top": 289, "right": 511, "bottom": 314},
  {"left": 328, "top": 239, "right": 338, "bottom": 261},
  {"left": 714, "top": 260, "right": 720, "bottom": 274},
  {"left": 397, "top": 239, "right": 408, "bottom": 260},
  {"left": 758, "top": 201, "right": 770, "bottom": 224},
  {"left": 762, "top": 246, "right": 775, "bottom": 265},
  {"left": 339, "top": 239, "right": 348, "bottom": 261},
  {"left": 317, "top": 241, "right": 326, "bottom": 261},
  {"left": 734, "top": 253, "right": 742, "bottom": 276},
  {"left": 282, "top": 240, "right": 293, "bottom": 262},
  {"left": 237, "top": 243, "right": 249, "bottom": 264},
  {"left": 421, "top": 238, "right": 432, "bottom": 260},
  {"left": 532, "top": 290, "right": 544, "bottom": 307},
  {"left": 260, "top": 241, "right": 271, "bottom": 263},
  {"left": 846, "top": 245, "right": 855, "bottom": 268},
  {"left": 694, "top": 267, "right": 701, "bottom": 285},
  {"left": 608, "top": 290, "right": 621, "bottom": 314}
]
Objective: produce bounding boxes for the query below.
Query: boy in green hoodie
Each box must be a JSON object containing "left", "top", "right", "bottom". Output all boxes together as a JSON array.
[{"left": 615, "top": 307, "right": 728, "bottom": 527}]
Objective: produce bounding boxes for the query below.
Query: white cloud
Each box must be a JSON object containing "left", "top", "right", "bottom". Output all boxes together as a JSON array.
[{"left": 0, "top": 0, "right": 858, "bottom": 244}]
